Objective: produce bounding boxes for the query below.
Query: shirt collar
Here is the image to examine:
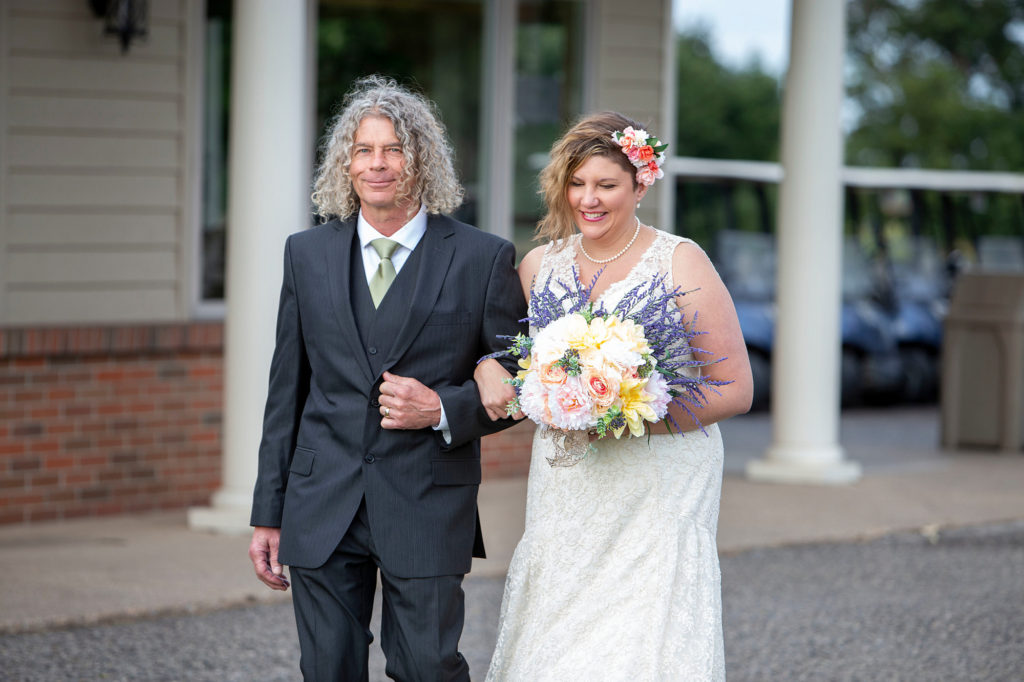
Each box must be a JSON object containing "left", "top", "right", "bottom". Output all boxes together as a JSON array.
[{"left": 356, "top": 205, "right": 428, "bottom": 252}]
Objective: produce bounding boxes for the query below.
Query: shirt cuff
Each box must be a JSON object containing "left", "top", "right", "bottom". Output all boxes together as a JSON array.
[{"left": 432, "top": 398, "right": 452, "bottom": 444}]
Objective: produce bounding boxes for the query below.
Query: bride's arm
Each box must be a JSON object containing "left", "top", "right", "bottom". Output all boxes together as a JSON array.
[
  {"left": 474, "top": 245, "right": 546, "bottom": 421},
  {"left": 651, "top": 241, "right": 753, "bottom": 434}
]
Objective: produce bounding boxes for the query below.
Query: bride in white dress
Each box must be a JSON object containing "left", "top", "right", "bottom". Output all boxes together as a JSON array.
[{"left": 474, "top": 112, "right": 753, "bottom": 681}]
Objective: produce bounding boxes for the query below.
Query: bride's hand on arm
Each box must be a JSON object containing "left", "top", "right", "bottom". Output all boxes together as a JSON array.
[
  {"left": 474, "top": 246, "right": 545, "bottom": 422},
  {"left": 475, "top": 359, "right": 520, "bottom": 421}
]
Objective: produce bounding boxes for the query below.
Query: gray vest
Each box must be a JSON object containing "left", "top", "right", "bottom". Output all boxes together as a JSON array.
[
  {"left": 350, "top": 232, "right": 424, "bottom": 375},
  {"left": 351, "top": 232, "right": 426, "bottom": 455}
]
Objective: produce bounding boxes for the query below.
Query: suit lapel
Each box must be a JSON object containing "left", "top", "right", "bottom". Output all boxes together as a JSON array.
[
  {"left": 381, "top": 215, "right": 455, "bottom": 371},
  {"left": 325, "top": 219, "right": 375, "bottom": 385}
]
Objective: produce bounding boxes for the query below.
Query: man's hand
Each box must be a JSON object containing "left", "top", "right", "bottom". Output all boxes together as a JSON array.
[
  {"left": 379, "top": 371, "right": 442, "bottom": 430},
  {"left": 474, "top": 358, "right": 522, "bottom": 421},
  {"left": 249, "top": 526, "right": 289, "bottom": 591}
]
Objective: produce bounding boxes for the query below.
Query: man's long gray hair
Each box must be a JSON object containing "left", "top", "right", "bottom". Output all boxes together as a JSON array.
[{"left": 311, "top": 75, "right": 464, "bottom": 221}]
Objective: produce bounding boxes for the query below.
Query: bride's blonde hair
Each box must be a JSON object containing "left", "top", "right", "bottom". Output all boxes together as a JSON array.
[{"left": 535, "top": 111, "right": 645, "bottom": 246}]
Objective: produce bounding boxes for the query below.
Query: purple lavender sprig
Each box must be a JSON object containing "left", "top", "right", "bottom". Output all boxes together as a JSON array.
[
  {"left": 479, "top": 265, "right": 731, "bottom": 437},
  {"left": 606, "top": 272, "right": 731, "bottom": 434},
  {"left": 478, "top": 334, "right": 528, "bottom": 362},
  {"left": 525, "top": 268, "right": 607, "bottom": 330}
]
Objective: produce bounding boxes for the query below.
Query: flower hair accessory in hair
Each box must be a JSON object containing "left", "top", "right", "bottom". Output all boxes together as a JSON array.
[{"left": 611, "top": 126, "right": 668, "bottom": 187}]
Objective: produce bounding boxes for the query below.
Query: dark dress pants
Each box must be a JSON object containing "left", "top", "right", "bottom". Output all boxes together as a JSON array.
[{"left": 289, "top": 499, "right": 470, "bottom": 682}]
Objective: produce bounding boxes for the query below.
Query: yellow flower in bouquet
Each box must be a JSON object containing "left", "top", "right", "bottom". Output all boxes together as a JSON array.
[
  {"left": 617, "top": 374, "right": 661, "bottom": 437},
  {"left": 516, "top": 356, "right": 531, "bottom": 382},
  {"left": 578, "top": 315, "right": 613, "bottom": 350},
  {"left": 481, "top": 268, "right": 730, "bottom": 466}
]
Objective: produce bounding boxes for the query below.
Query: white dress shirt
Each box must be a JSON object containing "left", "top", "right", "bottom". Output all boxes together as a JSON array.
[
  {"left": 356, "top": 206, "right": 428, "bottom": 282},
  {"left": 356, "top": 206, "right": 451, "bottom": 439}
]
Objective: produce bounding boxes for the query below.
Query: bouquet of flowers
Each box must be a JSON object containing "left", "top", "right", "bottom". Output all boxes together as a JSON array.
[{"left": 485, "top": 268, "right": 729, "bottom": 466}]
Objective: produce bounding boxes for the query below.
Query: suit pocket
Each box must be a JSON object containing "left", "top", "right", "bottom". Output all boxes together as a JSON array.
[
  {"left": 424, "top": 311, "right": 471, "bottom": 326},
  {"left": 432, "top": 459, "right": 481, "bottom": 486},
  {"left": 290, "top": 447, "right": 316, "bottom": 476}
]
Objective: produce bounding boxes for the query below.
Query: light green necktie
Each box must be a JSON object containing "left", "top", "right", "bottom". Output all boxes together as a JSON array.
[{"left": 369, "top": 238, "right": 399, "bottom": 307}]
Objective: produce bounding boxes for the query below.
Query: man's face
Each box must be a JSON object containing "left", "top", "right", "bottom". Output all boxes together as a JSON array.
[{"left": 349, "top": 115, "right": 409, "bottom": 214}]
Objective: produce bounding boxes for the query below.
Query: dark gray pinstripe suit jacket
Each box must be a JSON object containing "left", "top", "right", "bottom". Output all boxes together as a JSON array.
[{"left": 249, "top": 214, "right": 527, "bottom": 579}]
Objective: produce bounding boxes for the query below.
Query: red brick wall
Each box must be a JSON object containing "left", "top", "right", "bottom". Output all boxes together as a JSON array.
[
  {"left": 482, "top": 419, "right": 535, "bottom": 478},
  {"left": 0, "top": 324, "right": 225, "bottom": 525},
  {"left": 0, "top": 323, "right": 532, "bottom": 525}
]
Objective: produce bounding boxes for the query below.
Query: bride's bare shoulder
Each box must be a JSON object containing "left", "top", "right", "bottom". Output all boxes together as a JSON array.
[
  {"left": 669, "top": 236, "right": 712, "bottom": 265},
  {"left": 519, "top": 244, "right": 548, "bottom": 273},
  {"left": 668, "top": 236, "right": 724, "bottom": 290},
  {"left": 516, "top": 244, "right": 549, "bottom": 292},
  {"left": 520, "top": 244, "right": 548, "bottom": 267}
]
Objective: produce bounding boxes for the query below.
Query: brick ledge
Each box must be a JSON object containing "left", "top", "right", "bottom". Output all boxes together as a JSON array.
[{"left": 0, "top": 323, "right": 224, "bottom": 359}]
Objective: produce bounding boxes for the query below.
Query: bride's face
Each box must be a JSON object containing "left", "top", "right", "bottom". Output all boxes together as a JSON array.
[{"left": 566, "top": 154, "right": 647, "bottom": 242}]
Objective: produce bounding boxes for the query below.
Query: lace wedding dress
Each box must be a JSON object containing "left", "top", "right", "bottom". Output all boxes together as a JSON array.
[{"left": 486, "top": 229, "right": 726, "bottom": 681}]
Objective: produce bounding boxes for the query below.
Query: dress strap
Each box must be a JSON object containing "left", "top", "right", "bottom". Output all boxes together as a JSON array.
[{"left": 653, "top": 231, "right": 716, "bottom": 283}]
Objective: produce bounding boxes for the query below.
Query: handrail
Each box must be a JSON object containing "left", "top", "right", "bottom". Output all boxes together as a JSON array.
[{"left": 667, "top": 156, "right": 1024, "bottom": 193}]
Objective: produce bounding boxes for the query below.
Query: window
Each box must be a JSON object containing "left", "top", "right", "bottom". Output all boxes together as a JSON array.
[
  {"left": 198, "top": 0, "right": 231, "bottom": 303},
  {"left": 513, "top": 1, "right": 585, "bottom": 253},
  {"left": 196, "top": 1, "right": 587, "bottom": 304},
  {"left": 317, "top": 0, "right": 485, "bottom": 226}
]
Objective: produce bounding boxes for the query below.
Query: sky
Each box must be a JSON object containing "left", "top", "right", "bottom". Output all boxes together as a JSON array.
[{"left": 673, "top": 0, "right": 791, "bottom": 77}]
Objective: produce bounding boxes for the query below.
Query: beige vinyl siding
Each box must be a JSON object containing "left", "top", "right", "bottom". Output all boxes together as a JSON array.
[
  {"left": 9, "top": 96, "right": 180, "bottom": 132},
  {"left": 1, "top": 0, "right": 196, "bottom": 325},
  {"left": 9, "top": 13, "right": 182, "bottom": 58},
  {"left": 8, "top": 250, "right": 177, "bottom": 284},
  {"left": 589, "top": 0, "right": 670, "bottom": 228},
  {"left": 590, "top": 0, "right": 666, "bottom": 127},
  {"left": 7, "top": 289, "right": 179, "bottom": 323},
  {"left": 8, "top": 135, "right": 181, "bottom": 169},
  {"left": 9, "top": 213, "right": 177, "bottom": 246}
]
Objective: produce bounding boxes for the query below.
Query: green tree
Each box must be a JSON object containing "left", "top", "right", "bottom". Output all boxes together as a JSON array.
[
  {"left": 674, "top": 28, "right": 782, "bottom": 246},
  {"left": 846, "top": 0, "right": 1024, "bottom": 243},
  {"left": 846, "top": 0, "right": 1024, "bottom": 172},
  {"left": 675, "top": 28, "right": 781, "bottom": 162}
]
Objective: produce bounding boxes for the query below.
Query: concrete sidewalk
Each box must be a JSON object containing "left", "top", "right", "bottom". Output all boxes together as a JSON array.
[{"left": 2, "top": 406, "right": 1023, "bottom": 634}]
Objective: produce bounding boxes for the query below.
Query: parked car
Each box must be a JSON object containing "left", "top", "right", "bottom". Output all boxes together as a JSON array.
[
  {"left": 714, "top": 230, "right": 774, "bottom": 410},
  {"left": 714, "top": 231, "right": 906, "bottom": 409},
  {"left": 885, "top": 235, "right": 948, "bottom": 402},
  {"left": 840, "top": 238, "right": 905, "bottom": 405}
]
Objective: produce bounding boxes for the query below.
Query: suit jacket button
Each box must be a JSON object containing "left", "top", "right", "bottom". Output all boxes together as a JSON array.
[
  {"left": 368, "top": 346, "right": 378, "bottom": 355},
  {"left": 364, "top": 454, "right": 375, "bottom": 463},
  {"left": 370, "top": 399, "right": 380, "bottom": 407}
]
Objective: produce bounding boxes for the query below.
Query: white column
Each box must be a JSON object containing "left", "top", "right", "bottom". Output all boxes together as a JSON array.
[
  {"left": 657, "top": 0, "right": 677, "bottom": 234},
  {"left": 189, "top": 0, "right": 313, "bottom": 532},
  {"left": 746, "top": 0, "right": 861, "bottom": 484},
  {"left": 479, "top": 0, "right": 516, "bottom": 239}
]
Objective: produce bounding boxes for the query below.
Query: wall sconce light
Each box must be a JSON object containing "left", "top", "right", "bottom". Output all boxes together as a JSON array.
[{"left": 88, "top": 0, "right": 149, "bottom": 54}]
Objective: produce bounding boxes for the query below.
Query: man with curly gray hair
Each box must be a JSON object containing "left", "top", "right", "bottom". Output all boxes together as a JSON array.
[{"left": 248, "top": 75, "right": 527, "bottom": 681}]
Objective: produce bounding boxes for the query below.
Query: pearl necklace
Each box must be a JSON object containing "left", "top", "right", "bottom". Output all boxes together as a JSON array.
[{"left": 579, "top": 217, "right": 641, "bottom": 264}]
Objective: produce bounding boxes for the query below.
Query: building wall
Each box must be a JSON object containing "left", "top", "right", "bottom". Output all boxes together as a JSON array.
[
  {"left": 589, "top": 0, "right": 667, "bottom": 126},
  {"left": 587, "top": 0, "right": 672, "bottom": 228},
  {"left": 0, "top": 0, "right": 666, "bottom": 525},
  {"left": 0, "top": 323, "right": 223, "bottom": 523},
  {"left": 0, "top": 320, "right": 534, "bottom": 525},
  {"left": 482, "top": 420, "right": 534, "bottom": 479},
  {"left": 1, "top": 0, "right": 199, "bottom": 325}
]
